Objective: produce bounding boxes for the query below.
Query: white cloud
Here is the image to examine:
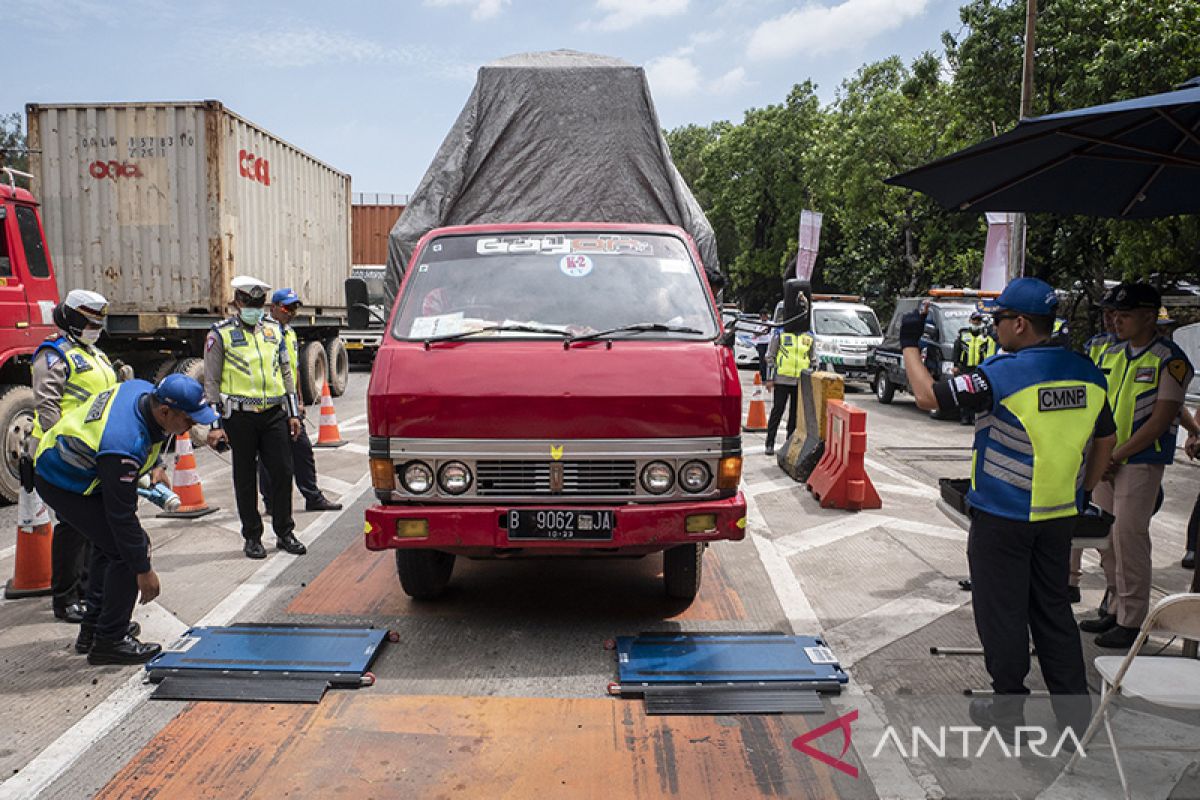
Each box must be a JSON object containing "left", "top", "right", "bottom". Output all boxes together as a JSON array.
[
  {"left": 709, "top": 66, "right": 749, "bottom": 95},
  {"left": 747, "top": 0, "right": 929, "bottom": 60},
  {"left": 221, "top": 28, "right": 470, "bottom": 80},
  {"left": 588, "top": 0, "right": 690, "bottom": 32},
  {"left": 424, "top": 0, "right": 511, "bottom": 21},
  {"left": 645, "top": 55, "right": 703, "bottom": 97}
]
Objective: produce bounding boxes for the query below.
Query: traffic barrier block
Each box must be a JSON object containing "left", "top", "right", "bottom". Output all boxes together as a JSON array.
[
  {"left": 806, "top": 400, "right": 881, "bottom": 511},
  {"left": 778, "top": 370, "right": 844, "bottom": 481}
]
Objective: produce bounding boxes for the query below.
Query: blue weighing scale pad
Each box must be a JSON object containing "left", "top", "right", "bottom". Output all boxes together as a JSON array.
[
  {"left": 147, "top": 624, "right": 387, "bottom": 680},
  {"left": 615, "top": 632, "right": 848, "bottom": 692}
]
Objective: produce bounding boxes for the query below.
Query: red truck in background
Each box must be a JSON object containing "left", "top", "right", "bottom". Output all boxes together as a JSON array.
[
  {"left": 0, "top": 169, "right": 61, "bottom": 502},
  {"left": 365, "top": 223, "right": 747, "bottom": 603}
]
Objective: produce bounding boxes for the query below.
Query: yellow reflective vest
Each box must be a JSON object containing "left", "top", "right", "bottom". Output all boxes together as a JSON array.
[
  {"left": 31, "top": 336, "right": 118, "bottom": 439},
  {"left": 215, "top": 319, "right": 288, "bottom": 404},
  {"left": 775, "top": 332, "right": 813, "bottom": 378},
  {"left": 1104, "top": 338, "right": 1192, "bottom": 465}
]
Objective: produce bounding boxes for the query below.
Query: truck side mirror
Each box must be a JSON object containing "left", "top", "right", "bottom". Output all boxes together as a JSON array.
[
  {"left": 345, "top": 278, "right": 371, "bottom": 329},
  {"left": 720, "top": 316, "right": 738, "bottom": 347},
  {"left": 782, "top": 278, "right": 812, "bottom": 330}
]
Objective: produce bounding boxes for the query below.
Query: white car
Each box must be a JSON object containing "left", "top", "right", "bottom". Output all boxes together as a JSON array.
[{"left": 807, "top": 301, "right": 884, "bottom": 381}]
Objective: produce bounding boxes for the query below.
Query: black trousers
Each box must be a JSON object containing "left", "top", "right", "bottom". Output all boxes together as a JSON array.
[
  {"left": 765, "top": 383, "right": 799, "bottom": 446},
  {"left": 36, "top": 477, "right": 140, "bottom": 641},
  {"left": 968, "top": 509, "right": 1090, "bottom": 723},
  {"left": 224, "top": 406, "right": 294, "bottom": 541},
  {"left": 1187, "top": 488, "right": 1200, "bottom": 552},
  {"left": 50, "top": 520, "right": 89, "bottom": 608},
  {"left": 756, "top": 344, "right": 770, "bottom": 380},
  {"left": 258, "top": 421, "right": 321, "bottom": 506}
]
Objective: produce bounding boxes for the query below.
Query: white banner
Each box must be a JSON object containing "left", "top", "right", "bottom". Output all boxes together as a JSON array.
[
  {"left": 982, "top": 213, "right": 1013, "bottom": 293},
  {"left": 795, "top": 210, "right": 823, "bottom": 281}
]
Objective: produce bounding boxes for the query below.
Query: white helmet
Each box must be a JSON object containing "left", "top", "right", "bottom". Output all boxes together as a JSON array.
[
  {"left": 231, "top": 275, "right": 271, "bottom": 303},
  {"left": 64, "top": 289, "right": 109, "bottom": 324}
]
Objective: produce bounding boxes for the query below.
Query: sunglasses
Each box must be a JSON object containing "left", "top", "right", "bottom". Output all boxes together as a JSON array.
[{"left": 992, "top": 312, "right": 1022, "bottom": 323}]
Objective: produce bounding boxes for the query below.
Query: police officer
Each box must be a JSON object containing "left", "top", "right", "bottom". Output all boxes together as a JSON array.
[
  {"left": 763, "top": 321, "right": 813, "bottom": 456},
  {"left": 952, "top": 311, "right": 989, "bottom": 425},
  {"left": 257, "top": 288, "right": 342, "bottom": 514},
  {"left": 34, "top": 375, "right": 216, "bottom": 664},
  {"left": 901, "top": 277, "right": 1115, "bottom": 737},
  {"left": 30, "top": 290, "right": 122, "bottom": 623},
  {"left": 203, "top": 277, "right": 306, "bottom": 560},
  {"left": 1081, "top": 283, "right": 1193, "bottom": 648}
]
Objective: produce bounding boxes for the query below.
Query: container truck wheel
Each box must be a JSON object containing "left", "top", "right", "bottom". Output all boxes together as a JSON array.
[
  {"left": 395, "top": 550, "right": 455, "bottom": 600},
  {"left": 0, "top": 385, "right": 36, "bottom": 503},
  {"left": 324, "top": 337, "right": 349, "bottom": 397},
  {"left": 663, "top": 543, "right": 704, "bottom": 601},
  {"left": 141, "top": 356, "right": 179, "bottom": 385},
  {"left": 173, "top": 358, "right": 211, "bottom": 446},
  {"left": 873, "top": 371, "right": 895, "bottom": 404},
  {"left": 299, "top": 341, "right": 328, "bottom": 406}
]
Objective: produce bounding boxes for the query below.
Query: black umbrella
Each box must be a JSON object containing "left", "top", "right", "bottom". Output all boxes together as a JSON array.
[{"left": 886, "top": 77, "right": 1200, "bottom": 219}]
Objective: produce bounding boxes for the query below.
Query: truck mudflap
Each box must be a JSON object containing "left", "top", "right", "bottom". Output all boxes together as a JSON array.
[{"left": 364, "top": 493, "right": 747, "bottom": 555}]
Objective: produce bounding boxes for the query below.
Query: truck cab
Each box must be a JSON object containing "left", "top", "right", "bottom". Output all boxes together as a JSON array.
[{"left": 365, "top": 223, "right": 747, "bottom": 602}]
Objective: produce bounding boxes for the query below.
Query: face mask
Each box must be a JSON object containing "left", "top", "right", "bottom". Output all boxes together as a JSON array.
[
  {"left": 239, "top": 307, "right": 264, "bottom": 326},
  {"left": 80, "top": 328, "right": 102, "bottom": 345}
]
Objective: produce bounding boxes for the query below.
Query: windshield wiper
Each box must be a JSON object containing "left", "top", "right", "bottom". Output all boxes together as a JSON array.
[
  {"left": 568, "top": 322, "right": 704, "bottom": 344},
  {"left": 423, "top": 323, "right": 571, "bottom": 347}
]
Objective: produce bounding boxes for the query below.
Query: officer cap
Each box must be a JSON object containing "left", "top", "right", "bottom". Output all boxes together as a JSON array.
[
  {"left": 64, "top": 289, "right": 109, "bottom": 324},
  {"left": 1108, "top": 282, "right": 1160, "bottom": 311},
  {"left": 231, "top": 275, "right": 270, "bottom": 301},
  {"left": 154, "top": 374, "right": 218, "bottom": 425},
  {"left": 995, "top": 277, "right": 1058, "bottom": 317},
  {"left": 1098, "top": 282, "right": 1127, "bottom": 309},
  {"left": 271, "top": 287, "right": 301, "bottom": 307}
]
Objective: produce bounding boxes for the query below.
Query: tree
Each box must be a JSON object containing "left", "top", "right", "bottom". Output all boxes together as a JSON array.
[{"left": 0, "top": 113, "right": 28, "bottom": 175}]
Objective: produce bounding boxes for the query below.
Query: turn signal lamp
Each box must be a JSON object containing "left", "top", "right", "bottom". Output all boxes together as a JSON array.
[
  {"left": 396, "top": 519, "right": 429, "bottom": 538},
  {"left": 370, "top": 458, "right": 396, "bottom": 491},
  {"left": 717, "top": 456, "right": 742, "bottom": 490}
]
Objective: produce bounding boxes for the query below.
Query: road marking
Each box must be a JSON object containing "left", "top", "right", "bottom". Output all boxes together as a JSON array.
[
  {"left": 343, "top": 443, "right": 370, "bottom": 455},
  {"left": 831, "top": 685, "right": 933, "bottom": 800},
  {"left": 863, "top": 457, "right": 938, "bottom": 498},
  {"left": 0, "top": 472, "right": 371, "bottom": 800},
  {"left": 745, "top": 491, "right": 821, "bottom": 634},
  {"left": 337, "top": 412, "right": 368, "bottom": 429},
  {"left": 0, "top": 544, "right": 14, "bottom": 561},
  {"left": 774, "top": 513, "right": 884, "bottom": 557},
  {"left": 823, "top": 581, "right": 970, "bottom": 667}
]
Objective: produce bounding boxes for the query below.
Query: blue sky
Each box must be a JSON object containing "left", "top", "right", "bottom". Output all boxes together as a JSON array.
[{"left": 7, "top": 0, "right": 965, "bottom": 195}]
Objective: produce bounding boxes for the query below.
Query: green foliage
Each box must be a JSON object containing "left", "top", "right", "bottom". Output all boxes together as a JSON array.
[
  {"left": 668, "top": 0, "right": 1200, "bottom": 312},
  {"left": 0, "top": 113, "right": 28, "bottom": 175}
]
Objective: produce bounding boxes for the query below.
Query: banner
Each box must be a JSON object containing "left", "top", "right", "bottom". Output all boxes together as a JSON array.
[
  {"left": 795, "top": 210, "right": 823, "bottom": 281},
  {"left": 982, "top": 213, "right": 1014, "bottom": 292}
]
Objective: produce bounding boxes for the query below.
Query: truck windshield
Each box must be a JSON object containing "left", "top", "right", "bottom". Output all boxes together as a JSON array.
[
  {"left": 812, "top": 309, "right": 881, "bottom": 337},
  {"left": 392, "top": 232, "right": 718, "bottom": 340}
]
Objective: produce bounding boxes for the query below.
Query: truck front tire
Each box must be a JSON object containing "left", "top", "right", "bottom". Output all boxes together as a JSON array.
[
  {"left": 663, "top": 543, "right": 704, "bottom": 601},
  {"left": 395, "top": 550, "right": 456, "bottom": 600},
  {"left": 0, "top": 385, "right": 35, "bottom": 503},
  {"left": 324, "top": 337, "right": 349, "bottom": 397}
]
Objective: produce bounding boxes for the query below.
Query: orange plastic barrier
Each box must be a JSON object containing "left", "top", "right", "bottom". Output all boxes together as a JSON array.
[
  {"left": 160, "top": 431, "right": 218, "bottom": 519},
  {"left": 743, "top": 373, "right": 768, "bottom": 432},
  {"left": 806, "top": 400, "right": 881, "bottom": 511}
]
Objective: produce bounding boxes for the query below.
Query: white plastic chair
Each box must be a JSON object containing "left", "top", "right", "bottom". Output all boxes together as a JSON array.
[{"left": 1065, "top": 593, "right": 1200, "bottom": 799}]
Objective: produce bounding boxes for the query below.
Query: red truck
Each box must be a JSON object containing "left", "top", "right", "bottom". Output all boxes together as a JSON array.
[
  {"left": 0, "top": 171, "right": 62, "bottom": 501},
  {"left": 364, "top": 223, "right": 747, "bottom": 602}
]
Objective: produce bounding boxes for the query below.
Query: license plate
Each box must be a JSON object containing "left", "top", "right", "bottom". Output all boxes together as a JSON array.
[
  {"left": 345, "top": 341, "right": 364, "bottom": 350},
  {"left": 506, "top": 509, "right": 615, "bottom": 541}
]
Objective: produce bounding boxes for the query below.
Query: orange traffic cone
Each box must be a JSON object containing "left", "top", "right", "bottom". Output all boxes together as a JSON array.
[
  {"left": 743, "top": 373, "right": 769, "bottom": 432},
  {"left": 4, "top": 487, "right": 54, "bottom": 598},
  {"left": 314, "top": 381, "right": 347, "bottom": 448},
  {"left": 159, "top": 431, "right": 219, "bottom": 519}
]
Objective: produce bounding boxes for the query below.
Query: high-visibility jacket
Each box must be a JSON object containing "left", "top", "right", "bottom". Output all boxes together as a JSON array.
[
  {"left": 282, "top": 325, "right": 299, "bottom": 373},
  {"left": 214, "top": 318, "right": 288, "bottom": 405},
  {"left": 969, "top": 347, "right": 1107, "bottom": 522},
  {"left": 957, "top": 330, "right": 989, "bottom": 368},
  {"left": 984, "top": 335, "right": 999, "bottom": 359},
  {"left": 1103, "top": 337, "right": 1192, "bottom": 465},
  {"left": 1085, "top": 333, "right": 1116, "bottom": 366},
  {"left": 31, "top": 336, "right": 118, "bottom": 438},
  {"left": 34, "top": 380, "right": 166, "bottom": 496},
  {"left": 775, "top": 332, "right": 813, "bottom": 378}
]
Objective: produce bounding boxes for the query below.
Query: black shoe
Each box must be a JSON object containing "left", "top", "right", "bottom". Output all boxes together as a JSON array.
[
  {"left": 1068, "top": 586, "right": 1081, "bottom": 604},
  {"left": 1079, "top": 613, "right": 1116, "bottom": 633},
  {"left": 87, "top": 634, "right": 162, "bottom": 665},
  {"left": 968, "top": 699, "right": 1024, "bottom": 744},
  {"left": 764, "top": 443, "right": 774, "bottom": 456},
  {"left": 244, "top": 539, "right": 268, "bottom": 559},
  {"left": 75, "top": 621, "right": 142, "bottom": 654},
  {"left": 305, "top": 497, "right": 342, "bottom": 512},
  {"left": 53, "top": 601, "right": 88, "bottom": 624},
  {"left": 276, "top": 534, "right": 307, "bottom": 555},
  {"left": 1184, "top": 550, "right": 1196, "bottom": 569},
  {"left": 1095, "top": 624, "right": 1139, "bottom": 649}
]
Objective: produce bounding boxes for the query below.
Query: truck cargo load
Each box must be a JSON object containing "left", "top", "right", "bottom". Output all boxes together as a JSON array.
[{"left": 384, "top": 50, "right": 721, "bottom": 305}]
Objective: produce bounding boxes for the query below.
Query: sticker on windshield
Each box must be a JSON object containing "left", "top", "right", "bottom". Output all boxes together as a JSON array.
[
  {"left": 658, "top": 259, "right": 690, "bottom": 274},
  {"left": 560, "top": 254, "right": 593, "bottom": 278},
  {"left": 409, "top": 312, "right": 464, "bottom": 338}
]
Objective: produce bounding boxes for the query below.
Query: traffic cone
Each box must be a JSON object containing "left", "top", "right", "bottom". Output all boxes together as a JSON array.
[
  {"left": 4, "top": 487, "right": 54, "bottom": 598},
  {"left": 314, "top": 381, "right": 347, "bottom": 448},
  {"left": 743, "top": 373, "right": 768, "bottom": 432},
  {"left": 159, "top": 431, "right": 219, "bottom": 519}
]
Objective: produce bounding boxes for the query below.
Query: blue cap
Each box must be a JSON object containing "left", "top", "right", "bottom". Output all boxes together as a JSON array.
[
  {"left": 154, "top": 374, "right": 218, "bottom": 425},
  {"left": 271, "top": 288, "right": 301, "bottom": 306},
  {"left": 995, "top": 277, "right": 1059, "bottom": 316}
]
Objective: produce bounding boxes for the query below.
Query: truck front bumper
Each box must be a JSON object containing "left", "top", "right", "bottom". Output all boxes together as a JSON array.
[{"left": 364, "top": 493, "right": 747, "bottom": 556}]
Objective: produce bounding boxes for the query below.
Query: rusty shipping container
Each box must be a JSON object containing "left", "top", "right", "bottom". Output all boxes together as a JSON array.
[
  {"left": 351, "top": 202, "right": 405, "bottom": 267},
  {"left": 26, "top": 101, "right": 351, "bottom": 314}
]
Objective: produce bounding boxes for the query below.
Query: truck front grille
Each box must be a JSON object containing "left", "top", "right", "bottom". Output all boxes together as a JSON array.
[{"left": 475, "top": 460, "right": 638, "bottom": 497}]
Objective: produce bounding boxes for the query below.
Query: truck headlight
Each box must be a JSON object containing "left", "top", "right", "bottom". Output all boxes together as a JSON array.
[
  {"left": 640, "top": 461, "right": 675, "bottom": 495},
  {"left": 679, "top": 461, "right": 712, "bottom": 493},
  {"left": 438, "top": 461, "right": 473, "bottom": 495},
  {"left": 401, "top": 461, "right": 433, "bottom": 494}
]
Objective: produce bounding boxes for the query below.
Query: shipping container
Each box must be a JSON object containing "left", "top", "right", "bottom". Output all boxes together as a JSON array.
[
  {"left": 26, "top": 101, "right": 351, "bottom": 314},
  {"left": 351, "top": 201, "right": 405, "bottom": 267}
]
